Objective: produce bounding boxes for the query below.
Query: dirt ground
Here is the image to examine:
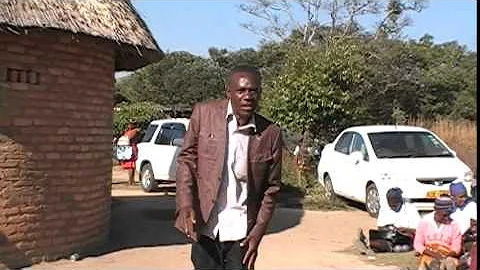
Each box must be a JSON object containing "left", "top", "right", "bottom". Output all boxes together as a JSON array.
[{"left": 32, "top": 168, "right": 402, "bottom": 270}]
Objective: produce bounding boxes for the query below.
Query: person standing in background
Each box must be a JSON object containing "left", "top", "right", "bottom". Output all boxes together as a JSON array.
[{"left": 117, "top": 121, "right": 139, "bottom": 185}]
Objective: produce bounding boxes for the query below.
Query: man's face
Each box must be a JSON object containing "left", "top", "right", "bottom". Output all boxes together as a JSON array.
[
  {"left": 387, "top": 197, "right": 403, "bottom": 212},
  {"left": 434, "top": 209, "right": 451, "bottom": 224},
  {"left": 226, "top": 72, "right": 261, "bottom": 123}
]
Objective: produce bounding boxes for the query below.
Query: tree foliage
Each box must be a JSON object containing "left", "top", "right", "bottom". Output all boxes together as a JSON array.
[
  {"left": 114, "top": 26, "right": 475, "bottom": 142},
  {"left": 116, "top": 51, "right": 225, "bottom": 108},
  {"left": 261, "top": 39, "right": 367, "bottom": 142},
  {"left": 113, "top": 102, "right": 169, "bottom": 137}
]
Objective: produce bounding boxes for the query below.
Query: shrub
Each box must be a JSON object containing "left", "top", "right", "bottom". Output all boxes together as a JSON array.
[
  {"left": 280, "top": 152, "right": 347, "bottom": 210},
  {"left": 113, "top": 102, "right": 169, "bottom": 137}
]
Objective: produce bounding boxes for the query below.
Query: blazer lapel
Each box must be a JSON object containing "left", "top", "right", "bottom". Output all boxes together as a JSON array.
[
  {"left": 247, "top": 113, "right": 266, "bottom": 182},
  {"left": 214, "top": 100, "right": 228, "bottom": 185}
]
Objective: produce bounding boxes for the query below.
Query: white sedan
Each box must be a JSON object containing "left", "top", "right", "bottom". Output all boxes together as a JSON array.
[
  {"left": 135, "top": 118, "right": 189, "bottom": 192},
  {"left": 317, "top": 125, "right": 473, "bottom": 217}
]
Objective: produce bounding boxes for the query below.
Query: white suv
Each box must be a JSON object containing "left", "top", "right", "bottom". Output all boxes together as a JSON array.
[
  {"left": 317, "top": 125, "right": 473, "bottom": 217},
  {"left": 135, "top": 118, "right": 190, "bottom": 192}
]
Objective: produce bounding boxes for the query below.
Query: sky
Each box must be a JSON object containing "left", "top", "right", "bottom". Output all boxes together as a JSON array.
[{"left": 131, "top": 0, "right": 477, "bottom": 57}]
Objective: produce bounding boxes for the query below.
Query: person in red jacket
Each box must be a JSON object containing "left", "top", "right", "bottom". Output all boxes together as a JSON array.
[{"left": 118, "top": 122, "right": 139, "bottom": 185}]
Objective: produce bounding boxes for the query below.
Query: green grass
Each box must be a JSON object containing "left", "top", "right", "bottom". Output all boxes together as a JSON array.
[
  {"left": 342, "top": 244, "right": 417, "bottom": 269},
  {"left": 366, "top": 251, "right": 417, "bottom": 269}
]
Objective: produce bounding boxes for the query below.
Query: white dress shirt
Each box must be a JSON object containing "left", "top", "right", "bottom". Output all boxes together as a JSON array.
[
  {"left": 201, "top": 100, "right": 255, "bottom": 241},
  {"left": 450, "top": 200, "right": 477, "bottom": 234},
  {"left": 376, "top": 201, "right": 421, "bottom": 229}
]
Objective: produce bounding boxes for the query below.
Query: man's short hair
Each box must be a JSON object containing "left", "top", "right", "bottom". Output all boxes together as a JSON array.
[{"left": 227, "top": 65, "right": 261, "bottom": 85}]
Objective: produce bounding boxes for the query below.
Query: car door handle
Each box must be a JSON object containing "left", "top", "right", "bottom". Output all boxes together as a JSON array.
[{"left": 355, "top": 160, "right": 360, "bottom": 165}]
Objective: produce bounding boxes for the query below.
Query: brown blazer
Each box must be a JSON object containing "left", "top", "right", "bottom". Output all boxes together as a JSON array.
[{"left": 175, "top": 99, "right": 282, "bottom": 240}]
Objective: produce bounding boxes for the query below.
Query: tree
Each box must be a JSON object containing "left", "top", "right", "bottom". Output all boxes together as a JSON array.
[
  {"left": 239, "top": 0, "right": 426, "bottom": 44},
  {"left": 261, "top": 40, "right": 367, "bottom": 142},
  {"left": 116, "top": 52, "right": 225, "bottom": 108},
  {"left": 375, "top": 0, "right": 427, "bottom": 39},
  {"left": 113, "top": 102, "right": 169, "bottom": 137}
]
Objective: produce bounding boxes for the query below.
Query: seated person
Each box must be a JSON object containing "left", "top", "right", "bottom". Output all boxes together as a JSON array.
[
  {"left": 414, "top": 196, "right": 462, "bottom": 270},
  {"left": 449, "top": 182, "right": 477, "bottom": 236},
  {"left": 458, "top": 213, "right": 477, "bottom": 270},
  {"left": 359, "top": 187, "right": 421, "bottom": 253}
]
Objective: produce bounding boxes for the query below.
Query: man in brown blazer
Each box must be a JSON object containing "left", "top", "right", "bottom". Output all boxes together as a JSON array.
[{"left": 175, "top": 65, "right": 283, "bottom": 270}]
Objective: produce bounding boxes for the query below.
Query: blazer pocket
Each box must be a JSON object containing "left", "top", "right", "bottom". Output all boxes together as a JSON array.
[
  {"left": 198, "top": 132, "right": 220, "bottom": 158},
  {"left": 251, "top": 156, "right": 273, "bottom": 182}
]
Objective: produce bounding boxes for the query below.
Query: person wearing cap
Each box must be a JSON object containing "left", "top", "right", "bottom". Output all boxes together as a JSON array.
[
  {"left": 414, "top": 195, "right": 463, "bottom": 270},
  {"left": 449, "top": 182, "right": 477, "bottom": 235}
]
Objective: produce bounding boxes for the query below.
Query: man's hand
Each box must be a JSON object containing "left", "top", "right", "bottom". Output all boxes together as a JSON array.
[
  {"left": 240, "top": 234, "right": 261, "bottom": 270},
  {"left": 397, "top": 227, "right": 415, "bottom": 237},
  {"left": 424, "top": 247, "right": 445, "bottom": 260},
  {"left": 178, "top": 207, "right": 197, "bottom": 241}
]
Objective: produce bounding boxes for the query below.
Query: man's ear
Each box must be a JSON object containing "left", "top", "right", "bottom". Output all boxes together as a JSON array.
[{"left": 225, "top": 86, "right": 231, "bottom": 99}]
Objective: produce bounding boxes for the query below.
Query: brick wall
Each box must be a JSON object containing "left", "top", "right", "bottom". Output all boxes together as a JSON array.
[{"left": 0, "top": 30, "right": 114, "bottom": 269}]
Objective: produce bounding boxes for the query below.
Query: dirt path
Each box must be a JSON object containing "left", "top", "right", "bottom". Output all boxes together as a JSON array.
[{"left": 32, "top": 169, "right": 400, "bottom": 269}]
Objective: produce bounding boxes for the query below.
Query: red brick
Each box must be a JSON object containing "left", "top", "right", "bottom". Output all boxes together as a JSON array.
[{"left": 1, "top": 30, "right": 114, "bottom": 265}]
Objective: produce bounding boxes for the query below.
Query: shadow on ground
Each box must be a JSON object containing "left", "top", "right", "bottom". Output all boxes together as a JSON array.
[{"left": 84, "top": 183, "right": 304, "bottom": 258}]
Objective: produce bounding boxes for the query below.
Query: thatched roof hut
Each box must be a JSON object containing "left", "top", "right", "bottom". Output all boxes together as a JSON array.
[
  {"left": 0, "top": 0, "right": 163, "bottom": 70},
  {"left": 0, "top": 1, "right": 162, "bottom": 268}
]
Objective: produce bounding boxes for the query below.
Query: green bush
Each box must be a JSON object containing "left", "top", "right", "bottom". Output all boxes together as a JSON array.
[{"left": 113, "top": 102, "right": 169, "bottom": 137}]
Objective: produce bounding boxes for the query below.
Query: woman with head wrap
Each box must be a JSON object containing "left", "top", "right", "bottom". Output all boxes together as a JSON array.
[
  {"left": 449, "top": 182, "right": 477, "bottom": 235},
  {"left": 414, "top": 196, "right": 462, "bottom": 270}
]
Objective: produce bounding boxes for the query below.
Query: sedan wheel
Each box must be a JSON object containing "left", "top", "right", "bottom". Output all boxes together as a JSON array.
[
  {"left": 365, "top": 184, "right": 380, "bottom": 218},
  {"left": 140, "top": 163, "right": 156, "bottom": 192},
  {"left": 323, "top": 174, "right": 337, "bottom": 201}
]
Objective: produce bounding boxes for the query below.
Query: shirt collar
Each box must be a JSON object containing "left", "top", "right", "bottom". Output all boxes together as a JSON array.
[{"left": 226, "top": 100, "right": 257, "bottom": 133}]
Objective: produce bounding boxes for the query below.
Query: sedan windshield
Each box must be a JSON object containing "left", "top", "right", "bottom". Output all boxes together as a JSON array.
[{"left": 368, "top": 131, "right": 453, "bottom": 159}]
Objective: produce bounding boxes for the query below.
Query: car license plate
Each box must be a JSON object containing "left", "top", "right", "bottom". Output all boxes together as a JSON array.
[{"left": 426, "top": 190, "right": 449, "bottom": 199}]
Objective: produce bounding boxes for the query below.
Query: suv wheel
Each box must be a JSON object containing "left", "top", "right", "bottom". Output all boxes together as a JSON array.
[
  {"left": 140, "top": 163, "right": 157, "bottom": 192},
  {"left": 366, "top": 183, "right": 380, "bottom": 218}
]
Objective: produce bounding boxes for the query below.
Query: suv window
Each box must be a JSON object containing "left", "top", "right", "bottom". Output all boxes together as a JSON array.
[
  {"left": 334, "top": 132, "right": 353, "bottom": 154},
  {"left": 351, "top": 133, "right": 369, "bottom": 161},
  {"left": 140, "top": 124, "right": 158, "bottom": 143},
  {"left": 154, "top": 122, "right": 186, "bottom": 145}
]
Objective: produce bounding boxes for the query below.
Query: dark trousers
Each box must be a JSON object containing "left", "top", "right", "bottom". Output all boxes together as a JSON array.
[{"left": 191, "top": 234, "right": 246, "bottom": 270}]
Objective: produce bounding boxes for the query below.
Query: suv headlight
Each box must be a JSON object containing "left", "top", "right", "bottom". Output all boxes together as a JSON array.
[{"left": 464, "top": 171, "right": 474, "bottom": 182}]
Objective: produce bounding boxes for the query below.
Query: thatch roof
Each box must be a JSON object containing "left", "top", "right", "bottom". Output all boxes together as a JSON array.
[{"left": 0, "top": 0, "right": 163, "bottom": 71}]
